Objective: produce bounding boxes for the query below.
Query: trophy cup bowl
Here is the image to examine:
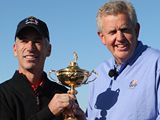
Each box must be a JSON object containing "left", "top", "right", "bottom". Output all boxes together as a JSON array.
[
  {"left": 48, "top": 52, "right": 96, "bottom": 120},
  {"left": 49, "top": 61, "right": 90, "bottom": 93}
]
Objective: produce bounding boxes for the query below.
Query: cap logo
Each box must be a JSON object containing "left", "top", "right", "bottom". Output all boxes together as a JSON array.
[{"left": 25, "top": 16, "right": 38, "bottom": 25}]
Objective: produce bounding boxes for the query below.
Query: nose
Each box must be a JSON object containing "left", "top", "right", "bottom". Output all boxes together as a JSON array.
[
  {"left": 116, "top": 30, "right": 124, "bottom": 41},
  {"left": 27, "top": 40, "right": 33, "bottom": 46},
  {"left": 26, "top": 41, "right": 36, "bottom": 50}
]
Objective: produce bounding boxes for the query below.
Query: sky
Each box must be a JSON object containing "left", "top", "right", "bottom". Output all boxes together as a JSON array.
[{"left": 0, "top": 0, "right": 160, "bottom": 111}]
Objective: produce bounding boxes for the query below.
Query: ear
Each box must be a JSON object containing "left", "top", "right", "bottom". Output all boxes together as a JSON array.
[
  {"left": 46, "top": 44, "right": 52, "bottom": 57},
  {"left": 97, "top": 32, "right": 106, "bottom": 45},
  {"left": 13, "top": 43, "right": 17, "bottom": 57},
  {"left": 135, "top": 23, "right": 140, "bottom": 38}
]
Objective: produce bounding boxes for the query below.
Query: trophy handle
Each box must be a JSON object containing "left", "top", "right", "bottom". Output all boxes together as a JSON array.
[
  {"left": 48, "top": 70, "right": 60, "bottom": 83},
  {"left": 83, "top": 69, "right": 98, "bottom": 84}
]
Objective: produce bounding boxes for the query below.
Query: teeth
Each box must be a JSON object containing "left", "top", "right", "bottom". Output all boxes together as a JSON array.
[
  {"left": 116, "top": 44, "right": 124, "bottom": 47},
  {"left": 115, "top": 44, "right": 128, "bottom": 51},
  {"left": 25, "top": 55, "right": 37, "bottom": 59},
  {"left": 26, "top": 56, "right": 32, "bottom": 58},
  {"left": 117, "top": 44, "right": 126, "bottom": 48}
]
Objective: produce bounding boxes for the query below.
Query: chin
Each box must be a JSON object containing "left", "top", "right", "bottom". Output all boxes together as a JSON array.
[
  {"left": 115, "top": 54, "right": 131, "bottom": 63},
  {"left": 24, "top": 64, "right": 36, "bottom": 70}
]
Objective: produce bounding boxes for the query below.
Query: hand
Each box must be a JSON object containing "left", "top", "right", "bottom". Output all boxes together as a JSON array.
[
  {"left": 72, "top": 103, "right": 86, "bottom": 120},
  {"left": 63, "top": 101, "right": 86, "bottom": 120},
  {"left": 48, "top": 93, "right": 75, "bottom": 116}
]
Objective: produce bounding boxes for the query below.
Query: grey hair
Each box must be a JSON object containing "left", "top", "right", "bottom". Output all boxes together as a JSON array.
[{"left": 96, "top": 0, "right": 138, "bottom": 32}]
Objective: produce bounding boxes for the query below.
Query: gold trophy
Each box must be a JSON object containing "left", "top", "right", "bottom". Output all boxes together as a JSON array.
[{"left": 48, "top": 51, "right": 97, "bottom": 120}]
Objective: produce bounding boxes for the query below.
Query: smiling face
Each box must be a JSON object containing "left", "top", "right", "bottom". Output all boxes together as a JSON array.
[
  {"left": 98, "top": 13, "right": 140, "bottom": 64},
  {"left": 13, "top": 27, "right": 51, "bottom": 74}
]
